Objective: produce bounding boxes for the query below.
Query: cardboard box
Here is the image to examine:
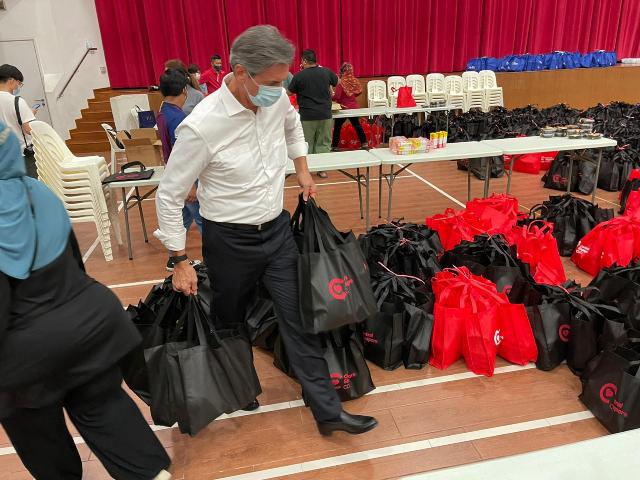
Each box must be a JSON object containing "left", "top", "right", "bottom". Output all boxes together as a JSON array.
[
  {"left": 120, "top": 128, "right": 164, "bottom": 167},
  {"left": 148, "top": 92, "right": 163, "bottom": 114}
]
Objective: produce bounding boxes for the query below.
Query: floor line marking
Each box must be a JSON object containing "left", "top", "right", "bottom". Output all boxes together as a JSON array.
[
  {"left": 214, "top": 411, "right": 595, "bottom": 480},
  {"left": 0, "top": 364, "right": 536, "bottom": 456},
  {"left": 403, "top": 167, "right": 465, "bottom": 207},
  {"left": 108, "top": 278, "right": 165, "bottom": 289}
]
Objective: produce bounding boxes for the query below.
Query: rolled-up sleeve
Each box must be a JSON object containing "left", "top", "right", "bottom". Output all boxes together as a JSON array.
[
  {"left": 284, "top": 101, "right": 308, "bottom": 160},
  {"left": 154, "top": 123, "right": 209, "bottom": 251}
]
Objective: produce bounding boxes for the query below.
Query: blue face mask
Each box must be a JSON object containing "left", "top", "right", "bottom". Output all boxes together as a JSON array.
[
  {"left": 245, "top": 73, "right": 282, "bottom": 108},
  {"left": 13, "top": 87, "right": 21, "bottom": 96}
]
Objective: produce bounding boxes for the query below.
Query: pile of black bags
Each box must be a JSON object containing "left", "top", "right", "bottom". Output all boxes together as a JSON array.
[
  {"left": 519, "top": 194, "right": 614, "bottom": 256},
  {"left": 124, "top": 266, "right": 261, "bottom": 436}
]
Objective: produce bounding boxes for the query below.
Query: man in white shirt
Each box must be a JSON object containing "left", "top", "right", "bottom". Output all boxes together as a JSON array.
[
  {"left": 0, "top": 64, "right": 36, "bottom": 176},
  {"left": 155, "top": 25, "right": 377, "bottom": 436}
]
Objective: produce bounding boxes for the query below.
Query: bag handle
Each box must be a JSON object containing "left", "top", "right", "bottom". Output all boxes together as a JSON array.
[
  {"left": 121, "top": 161, "right": 146, "bottom": 173},
  {"left": 14, "top": 96, "right": 30, "bottom": 149}
]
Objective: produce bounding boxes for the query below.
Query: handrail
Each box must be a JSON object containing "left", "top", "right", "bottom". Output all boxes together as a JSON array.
[{"left": 57, "top": 46, "right": 98, "bottom": 100}]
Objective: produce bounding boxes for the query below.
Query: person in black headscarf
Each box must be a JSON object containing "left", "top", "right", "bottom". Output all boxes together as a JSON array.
[{"left": 0, "top": 122, "right": 171, "bottom": 479}]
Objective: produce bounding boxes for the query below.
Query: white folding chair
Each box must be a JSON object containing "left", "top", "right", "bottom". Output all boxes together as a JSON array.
[
  {"left": 367, "top": 80, "right": 389, "bottom": 108},
  {"left": 462, "top": 71, "right": 485, "bottom": 112},
  {"left": 426, "top": 73, "right": 447, "bottom": 105},
  {"left": 102, "top": 123, "right": 126, "bottom": 174},
  {"left": 387, "top": 76, "right": 406, "bottom": 107},
  {"left": 479, "top": 70, "right": 504, "bottom": 110},
  {"left": 405, "top": 74, "right": 428, "bottom": 105},
  {"left": 30, "top": 121, "right": 122, "bottom": 262},
  {"left": 444, "top": 75, "right": 466, "bottom": 111}
]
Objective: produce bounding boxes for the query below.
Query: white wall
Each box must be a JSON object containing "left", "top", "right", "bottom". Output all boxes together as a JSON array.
[{"left": 0, "top": 0, "right": 110, "bottom": 139}]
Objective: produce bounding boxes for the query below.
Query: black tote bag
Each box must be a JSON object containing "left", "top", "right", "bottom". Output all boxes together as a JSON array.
[
  {"left": 322, "top": 326, "right": 375, "bottom": 402},
  {"left": 245, "top": 295, "right": 279, "bottom": 351},
  {"left": 144, "top": 296, "right": 261, "bottom": 436},
  {"left": 293, "top": 197, "right": 377, "bottom": 333},
  {"left": 403, "top": 300, "right": 434, "bottom": 369},
  {"left": 579, "top": 347, "right": 640, "bottom": 433},
  {"left": 363, "top": 300, "right": 405, "bottom": 370}
]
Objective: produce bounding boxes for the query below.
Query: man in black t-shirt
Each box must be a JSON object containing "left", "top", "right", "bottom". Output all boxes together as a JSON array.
[{"left": 288, "top": 49, "right": 338, "bottom": 178}]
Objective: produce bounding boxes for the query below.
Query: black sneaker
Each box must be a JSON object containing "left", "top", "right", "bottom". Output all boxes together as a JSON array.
[{"left": 166, "top": 258, "right": 202, "bottom": 272}]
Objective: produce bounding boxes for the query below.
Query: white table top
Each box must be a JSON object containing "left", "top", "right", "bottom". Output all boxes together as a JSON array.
[
  {"left": 106, "top": 166, "right": 164, "bottom": 188},
  {"left": 332, "top": 105, "right": 452, "bottom": 118},
  {"left": 286, "top": 150, "right": 380, "bottom": 174},
  {"left": 480, "top": 136, "right": 617, "bottom": 154},
  {"left": 332, "top": 107, "right": 387, "bottom": 118},
  {"left": 369, "top": 141, "right": 504, "bottom": 165}
]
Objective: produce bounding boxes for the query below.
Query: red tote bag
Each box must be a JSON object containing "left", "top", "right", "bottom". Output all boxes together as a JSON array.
[
  {"left": 461, "top": 298, "right": 500, "bottom": 377},
  {"left": 396, "top": 86, "right": 417, "bottom": 108},
  {"left": 497, "top": 303, "right": 538, "bottom": 365},
  {"left": 430, "top": 303, "right": 466, "bottom": 370}
]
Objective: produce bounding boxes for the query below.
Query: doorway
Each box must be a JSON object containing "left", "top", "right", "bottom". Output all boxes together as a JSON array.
[{"left": 0, "top": 39, "right": 52, "bottom": 125}]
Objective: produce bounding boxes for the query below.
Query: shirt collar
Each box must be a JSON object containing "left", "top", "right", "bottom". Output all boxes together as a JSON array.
[{"left": 220, "top": 74, "right": 247, "bottom": 117}]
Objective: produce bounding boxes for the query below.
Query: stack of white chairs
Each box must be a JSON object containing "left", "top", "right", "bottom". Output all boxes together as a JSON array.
[
  {"left": 367, "top": 80, "right": 389, "bottom": 108},
  {"left": 387, "top": 76, "right": 406, "bottom": 107},
  {"left": 405, "top": 74, "right": 428, "bottom": 105},
  {"left": 30, "top": 121, "right": 122, "bottom": 262},
  {"left": 101, "top": 123, "right": 126, "bottom": 174},
  {"left": 425, "top": 73, "right": 447, "bottom": 105},
  {"left": 461, "top": 71, "right": 486, "bottom": 112},
  {"left": 478, "top": 70, "right": 504, "bottom": 110},
  {"left": 444, "top": 75, "right": 466, "bottom": 111}
]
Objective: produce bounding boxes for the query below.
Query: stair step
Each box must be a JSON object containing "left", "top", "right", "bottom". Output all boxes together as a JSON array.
[
  {"left": 69, "top": 130, "right": 107, "bottom": 142},
  {"left": 94, "top": 88, "right": 149, "bottom": 101},
  {"left": 80, "top": 111, "right": 114, "bottom": 122},
  {"left": 66, "top": 139, "right": 110, "bottom": 155}
]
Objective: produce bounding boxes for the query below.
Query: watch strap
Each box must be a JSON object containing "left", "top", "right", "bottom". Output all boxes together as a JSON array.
[{"left": 170, "top": 254, "right": 188, "bottom": 265}]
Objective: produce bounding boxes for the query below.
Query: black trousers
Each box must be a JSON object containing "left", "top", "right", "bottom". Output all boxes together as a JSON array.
[
  {"left": 331, "top": 117, "right": 368, "bottom": 148},
  {"left": 202, "top": 211, "right": 343, "bottom": 422},
  {"left": 2, "top": 368, "right": 169, "bottom": 480}
]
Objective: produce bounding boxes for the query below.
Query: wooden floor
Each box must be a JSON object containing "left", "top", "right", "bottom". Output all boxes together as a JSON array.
[{"left": 0, "top": 154, "right": 623, "bottom": 480}]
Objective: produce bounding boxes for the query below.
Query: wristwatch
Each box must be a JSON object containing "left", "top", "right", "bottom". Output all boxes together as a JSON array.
[{"left": 170, "top": 254, "right": 188, "bottom": 265}]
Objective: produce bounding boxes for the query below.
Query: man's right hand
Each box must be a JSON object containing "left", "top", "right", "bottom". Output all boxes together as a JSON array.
[{"left": 172, "top": 260, "right": 198, "bottom": 295}]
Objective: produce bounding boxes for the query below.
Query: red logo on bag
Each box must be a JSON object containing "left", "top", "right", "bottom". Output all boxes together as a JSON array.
[
  {"left": 363, "top": 332, "right": 378, "bottom": 345},
  {"left": 599, "top": 382, "right": 629, "bottom": 417},
  {"left": 558, "top": 324, "right": 571, "bottom": 342},
  {"left": 552, "top": 174, "right": 567, "bottom": 185},
  {"left": 494, "top": 329, "right": 503, "bottom": 346},
  {"left": 503, "top": 285, "right": 512, "bottom": 295},
  {"left": 330, "top": 372, "right": 357, "bottom": 390},
  {"left": 600, "top": 383, "right": 618, "bottom": 404},
  {"left": 328, "top": 276, "right": 353, "bottom": 300}
]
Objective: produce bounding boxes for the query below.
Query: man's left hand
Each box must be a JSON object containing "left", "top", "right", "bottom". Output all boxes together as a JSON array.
[{"left": 297, "top": 170, "right": 317, "bottom": 200}]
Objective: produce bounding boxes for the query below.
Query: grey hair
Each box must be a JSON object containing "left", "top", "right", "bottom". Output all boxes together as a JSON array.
[{"left": 229, "top": 25, "right": 295, "bottom": 75}]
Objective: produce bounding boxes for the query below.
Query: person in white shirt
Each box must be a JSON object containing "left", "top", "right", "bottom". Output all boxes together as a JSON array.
[
  {"left": 0, "top": 64, "right": 36, "bottom": 177},
  {"left": 155, "top": 25, "right": 377, "bottom": 436}
]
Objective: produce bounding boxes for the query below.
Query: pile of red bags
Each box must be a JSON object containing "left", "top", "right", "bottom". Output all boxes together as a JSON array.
[
  {"left": 337, "top": 120, "right": 383, "bottom": 150},
  {"left": 504, "top": 152, "right": 558, "bottom": 174},
  {"left": 430, "top": 267, "right": 538, "bottom": 376},
  {"left": 507, "top": 221, "right": 566, "bottom": 285},
  {"left": 572, "top": 215, "right": 640, "bottom": 276},
  {"left": 426, "top": 194, "right": 520, "bottom": 250}
]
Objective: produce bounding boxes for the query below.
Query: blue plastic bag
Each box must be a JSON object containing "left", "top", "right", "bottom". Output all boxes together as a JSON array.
[{"left": 525, "top": 54, "right": 545, "bottom": 71}]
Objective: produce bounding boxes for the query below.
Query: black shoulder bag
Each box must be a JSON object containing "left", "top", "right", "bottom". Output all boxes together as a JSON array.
[{"left": 14, "top": 96, "right": 37, "bottom": 178}]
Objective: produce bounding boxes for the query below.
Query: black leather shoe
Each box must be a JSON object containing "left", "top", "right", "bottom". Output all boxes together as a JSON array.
[
  {"left": 242, "top": 399, "right": 260, "bottom": 411},
  {"left": 317, "top": 411, "right": 378, "bottom": 436}
]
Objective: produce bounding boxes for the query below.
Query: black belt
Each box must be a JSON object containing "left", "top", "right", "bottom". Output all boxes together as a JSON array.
[{"left": 213, "top": 215, "right": 280, "bottom": 232}]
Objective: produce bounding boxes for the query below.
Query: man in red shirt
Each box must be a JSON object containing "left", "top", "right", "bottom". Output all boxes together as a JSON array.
[{"left": 199, "top": 54, "right": 225, "bottom": 95}]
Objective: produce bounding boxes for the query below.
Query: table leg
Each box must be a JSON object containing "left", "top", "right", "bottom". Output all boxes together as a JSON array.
[
  {"left": 365, "top": 167, "right": 371, "bottom": 231},
  {"left": 592, "top": 150, "right": 603, "bottom": 204},
  {"left": 378, "top": 164, "right": 383, "bottom": 218},
  {"left": 483, "top": 158, "right": 491, "bottom": 198},
  {"left": 356, "top": 167, "right": 364, "bottom": 219},
  {"left": 506, "top": 154, "right": 515, "bottom": 195},
  {"left": 467, "top": 161, "right": 472, "bottom": 201},
  {"left": 136, "top": 187, "right": 149, "bottom": 243},
  {"left": 122, "top": 187, "right": 133, "bottom": 260},
  {"left": 567, "top": 156, "right": 574, "bottom": 194},
  {"left": 387, "top": 164, "right": 395, "bottom": 221}
]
